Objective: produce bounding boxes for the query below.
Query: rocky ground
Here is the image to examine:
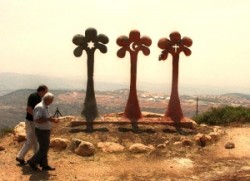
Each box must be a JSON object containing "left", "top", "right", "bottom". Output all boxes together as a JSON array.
[{"left": 0, "top": 115, "right": 250, "bottom": 181}]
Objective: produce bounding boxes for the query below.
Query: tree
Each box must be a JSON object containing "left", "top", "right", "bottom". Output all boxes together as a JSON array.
[
  {"left": 73, "top": 28, "right": 109, "bottom": 130},
  {"left": 158, "top": 32, "right": 192, "bottom": 122},
  {"left": 117, "top": 30, "right": 152, "bottom": 121}
]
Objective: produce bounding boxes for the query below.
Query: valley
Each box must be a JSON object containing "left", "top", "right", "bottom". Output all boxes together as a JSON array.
[{"left": 1, "top": 89, "right": 250, "bottom": 130}]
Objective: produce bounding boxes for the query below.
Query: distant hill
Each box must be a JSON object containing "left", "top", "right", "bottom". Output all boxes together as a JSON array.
[
  {"left": 1, "top": 72, "right": 250, "bottom": 96},
  {"left": 1, "top": 88, "right": 250, "bottom": 129},
  {"left": 222, "top": 93, "right": 250, "bottom": 100},
  {"left": 0, "top": 72, "right": 128, "bottom": 95},
  {"left": 0, "top": 89, "right": 83, "bottom": 129},
  {"left": 0, "top": 72, "right": 83, "bottom": 94}
]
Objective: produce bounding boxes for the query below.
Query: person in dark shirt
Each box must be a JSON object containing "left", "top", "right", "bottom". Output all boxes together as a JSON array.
[{"left": 16, "top": 85, "right": 48, "bottom": 165}]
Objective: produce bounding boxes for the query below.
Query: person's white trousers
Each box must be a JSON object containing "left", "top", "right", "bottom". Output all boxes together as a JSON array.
[{"left": 17, "top": 120, "right": 39, "bottom": 160}]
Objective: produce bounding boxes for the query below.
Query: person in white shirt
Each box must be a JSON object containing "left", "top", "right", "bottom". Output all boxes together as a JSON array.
[{"left": 27, "top": 92, "right": 59, "bottom": 171}]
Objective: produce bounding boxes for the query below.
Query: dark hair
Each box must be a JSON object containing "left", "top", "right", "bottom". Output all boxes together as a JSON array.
[{"left": 37, "top": 85, "right": 48, "bottom": 92}]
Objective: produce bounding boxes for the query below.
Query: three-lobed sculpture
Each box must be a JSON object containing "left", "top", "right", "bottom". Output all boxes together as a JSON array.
[
  {"left": 116, "top": 30, "right": 152, "bottom": 122},
  {"left": 158, "top": 31, "right": 192, "bottom": 122},
  {"left": 72, "top": 28, "right": 109, "bottom": 131}
]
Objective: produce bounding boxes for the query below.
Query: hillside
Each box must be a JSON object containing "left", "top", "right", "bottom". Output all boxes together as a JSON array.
[
  {"left": 1, "top": 87, "right": 250, "bottom": 180},
  {"left": 0, "top": 73, "right": 79, "bottom": 96},
  {"left": 0, "top": 116, "right": 250, "bottom": 180},
  {"left": 222, "top": 93, "right": 250, "bottom": 100},
  {"left": 0, "top": 89, "right": 83, "bottom": 129},
  {"left": 1, "top": 88, "right": 250, "bottom": 130},
  {"left": 0, "top": 72, "right": 128, "bottom": 96},
  {"left": 2, "top": 72, "right": 250, "bottom": 95}
]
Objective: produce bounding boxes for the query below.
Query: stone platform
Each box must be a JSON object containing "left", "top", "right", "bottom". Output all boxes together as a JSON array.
[{"left": 68, "top": 112, "right": 196, "bottom": 129}]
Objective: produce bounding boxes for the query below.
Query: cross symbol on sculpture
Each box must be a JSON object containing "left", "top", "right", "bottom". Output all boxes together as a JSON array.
[
  {"left": 87, "top": 41, "right": 95, "bottom": 49},
  {"left": 172, "top": 44, "right": 179, "bottom": 53}
]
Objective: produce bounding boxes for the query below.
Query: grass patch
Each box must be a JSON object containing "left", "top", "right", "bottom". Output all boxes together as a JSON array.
[
  {"left": 0, "top": 127, "right": 13, "bottom": 138},
  {"left": 193, "top": 106, "right": 250, "bottom": 125}
]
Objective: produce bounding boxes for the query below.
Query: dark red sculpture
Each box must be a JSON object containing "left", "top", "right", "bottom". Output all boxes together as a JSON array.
[
  {"left": 73, "top": 28, "right": 109, "bottom": 131},
  {"left": 117, "top": 30, "right": 152, "bottom": 121},
  {"left": 158, "top": 32, "right": 192, "bottom": 122}
]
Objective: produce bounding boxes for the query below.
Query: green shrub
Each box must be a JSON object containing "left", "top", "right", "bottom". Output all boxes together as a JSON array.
[
  {"left": 0, "top": 127, "right": 13, "bottom": 138},
  {"left": 193, "top": 106, "right": 250, "bottom": 125}
]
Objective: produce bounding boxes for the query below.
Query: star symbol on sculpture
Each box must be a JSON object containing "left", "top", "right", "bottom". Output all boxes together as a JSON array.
[{"left": 87, "top": 41, "right": 95, "bottom": 49}]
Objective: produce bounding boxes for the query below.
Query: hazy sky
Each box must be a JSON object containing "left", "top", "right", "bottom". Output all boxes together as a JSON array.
[{"left": 1, "top": 0, "right": 250, "bottom": 92}]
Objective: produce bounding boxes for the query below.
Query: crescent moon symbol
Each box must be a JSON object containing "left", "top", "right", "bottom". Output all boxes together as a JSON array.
[{"left": 130, "top": 43, "right": 138, "bottom": 51}]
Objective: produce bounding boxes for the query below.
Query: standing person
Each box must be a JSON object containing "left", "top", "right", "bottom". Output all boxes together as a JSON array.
[
  {"left": 16, "top": 85, "right": 48, "bottom": 165},
  {"left": 28, "top": 92, "right": 59, "bottom": 171}
]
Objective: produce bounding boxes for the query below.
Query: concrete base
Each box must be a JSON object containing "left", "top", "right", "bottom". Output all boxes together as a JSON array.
[
  {"left": 104, "top": 116, "right": 195, "bottom": 129},
  {"left": 71, "top": 112, "right": 196, "bottom": 129}
]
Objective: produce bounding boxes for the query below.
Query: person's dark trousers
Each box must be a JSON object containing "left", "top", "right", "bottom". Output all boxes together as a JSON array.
[{"left": 29, "top": 128, "right": 50, "bottom": 167}]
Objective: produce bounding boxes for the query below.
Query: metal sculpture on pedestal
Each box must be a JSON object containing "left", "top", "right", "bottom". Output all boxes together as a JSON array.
[
  {"left": 72, "top": 28, "right": 109, "bottom": 131},
  {"left": 116, "top": 30, "right": 152, "bottom": 125},
  {"left": 158, "top": 31, "right": 192, "bottom": 122}
]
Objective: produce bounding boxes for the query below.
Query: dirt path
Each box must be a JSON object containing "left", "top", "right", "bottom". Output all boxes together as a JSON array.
[
  {"left": 213, "top": 125, "right": 250, "bottom": 158},
  {"left": 0, "top": 124, "right": 250, "bottom": 181}
]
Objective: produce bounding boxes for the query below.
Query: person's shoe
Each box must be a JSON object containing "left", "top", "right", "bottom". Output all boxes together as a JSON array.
[
  {"left": 16, "top": 157, "right": 26, "bottom": 165},
  {"left": 27, "top": 160, "right": 38, "bottom": 171},
  {"left": 42, "top": 166, "right": 55, "bottom": 171}
]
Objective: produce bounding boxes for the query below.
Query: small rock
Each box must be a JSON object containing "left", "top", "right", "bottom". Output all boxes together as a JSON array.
[
  {"left": 173, "top": 141, "right": 182, "bottom": 146},
  {"left": 213, "top": 126, "right": 226, "bottom": 136},
  {"left": 0, "top": 145, "right": 5, "bottom": 151},
  {"left": 213, "top": 126, "right": 224, "bottom": 135},
  {"left": 157, "top": 143, "right": 166, "bottom": 148},
  {"left": 75, "top": 141, "right": 95, "bottom": 157},
  {"left": 129, "top": 143, "right": 155, "bottom": 153},
  {"left": 200, "top": 124, "right": 208, "bottom": 127},
  {"left": 208, "top": 132, "right": 220, "bottom": 142},
  {"left": 68, "top": 138, "right": 83, "bottom": 152},
  {"left": 50, "top": 138, "right": 69, "bottom": 150},
  {"left": 14, "top": 122, "right": 26, "bottom": 142},
  {"left": 164, "top": 140, "right": 170, "bottom": 145},
  {"left": 199, "top": 137, "right": 206, "bottom": 147},
  {"left": 194, "top": 133, "right": 206, "bottom": 147},
  {"left": 194, "top": 133, "right": 204, "bottom": 140},
  {"left": 204, "top": 135, "right": 212, "bottom": 142},
  {"left": 97, "top": 142, "right": 124, "bottom": 153},
  {"left": 225, "top": 141, "right": 235, "bottom": 149},
  {"left": 181, "top": 138, "right": 193, "bottom": 146}
]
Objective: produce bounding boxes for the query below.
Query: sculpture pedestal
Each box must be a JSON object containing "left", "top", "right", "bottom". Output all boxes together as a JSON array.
[
  {"left": 160, "top": 117, "right": 196, "bottom": 129},
  {"left": 102, "top": 112, "right": 196, "bottom": 129},
  {"left": 70, "top": 112, "right": 196, "bottom": 129}
]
